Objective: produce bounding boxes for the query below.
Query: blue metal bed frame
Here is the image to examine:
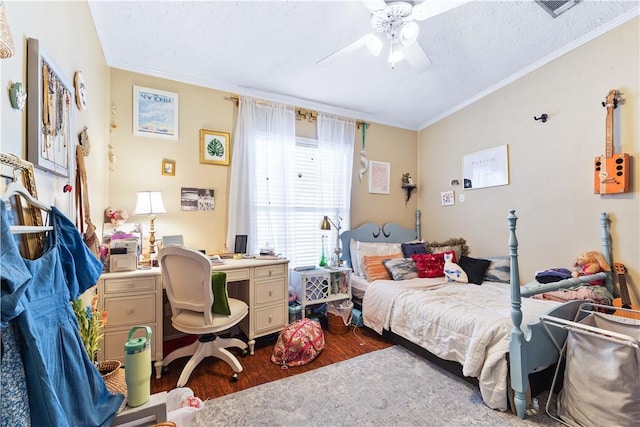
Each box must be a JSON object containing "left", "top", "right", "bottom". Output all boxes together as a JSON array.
[{"left": 340, "top": 210, "right": 612, "bottom": 419}]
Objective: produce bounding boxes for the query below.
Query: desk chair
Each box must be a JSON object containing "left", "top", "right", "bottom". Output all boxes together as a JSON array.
[{"left": 159, "top": 246, "right": 249, "bottom": 386}]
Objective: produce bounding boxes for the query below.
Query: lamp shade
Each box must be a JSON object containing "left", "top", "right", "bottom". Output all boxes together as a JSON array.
[
  {"left": 320, "top": 216, "right": 331, "bottom": 231},
  {"left": 133, "top": 191, "right": 167, "bottom": 215}
]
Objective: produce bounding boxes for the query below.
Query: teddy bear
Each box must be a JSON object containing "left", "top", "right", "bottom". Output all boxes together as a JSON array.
[
  {"left": 571, "top": 250, "right": 610, "bottom": 285},
  {"left": 104, "top": 207, "right": 129, "bottom": 225}
]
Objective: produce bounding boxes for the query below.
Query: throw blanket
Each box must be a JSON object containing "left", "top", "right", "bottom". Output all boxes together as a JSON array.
[
  {"left": 363, "top": 277, "right": 448, "bottom": 334},
  {"left": 363, "top": 280, "right": 559, "bottom": 411}
]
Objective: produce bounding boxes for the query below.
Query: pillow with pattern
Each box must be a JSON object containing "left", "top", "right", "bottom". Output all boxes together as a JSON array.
[
  {"left": 426, "top": 238, "right": 469, "bottom": 261},
  {"left": 355, "top": 241, "right": 402, "bottom": 278},
  {"left": 363, "top": 254, "right": 402, "bottom": 281},
  {"left": 383, "top": 257, "right": 418, "bottom": 281},
  {"left": 412, "top": 251, "right": 456, "bottom": 278},
  {"left": 484, "top": 256, "right": 510, "bottom": 283}
]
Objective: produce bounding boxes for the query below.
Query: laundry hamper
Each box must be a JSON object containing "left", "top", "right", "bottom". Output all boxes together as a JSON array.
[
  {"left": 540, "top": 304, "right": 640, "bottom": 427},
  {"left": 326, "top": 300, "right": 353, "bottom": 334}
]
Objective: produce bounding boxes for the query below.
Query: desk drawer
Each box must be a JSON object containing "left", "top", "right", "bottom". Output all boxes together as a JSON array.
[
  {"left": 103, "top": 276, "right": 157, "bottom": 293},
  {"left": 225, "top": 268, "right": 250, "bottom": 282},
  {"left": 253, "top": 303, "right": 286, "bottom": 334},
  {"left": 255, "top": 264, "right": 285, "bottom": 279},
  {"left": 104, "top": 294, "right": 156, "bottom": 327},
  {"left": 255, "top": 278, "right": 285, "bottom": 305},
  {"left": 102, "top": 326, "right": 157, "bottom": 363}
]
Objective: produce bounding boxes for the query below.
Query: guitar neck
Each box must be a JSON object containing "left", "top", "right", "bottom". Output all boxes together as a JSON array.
[
  {"left": 615, "top": 263, "right": 632, "bottom": 306},
  {"left": 605, "top": 106, "right": 614, "bottom": 158}
]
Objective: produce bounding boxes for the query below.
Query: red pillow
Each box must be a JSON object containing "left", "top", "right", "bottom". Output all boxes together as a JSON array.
[{"left": 412, "top": 251, "right": 457, "bottom": 278}]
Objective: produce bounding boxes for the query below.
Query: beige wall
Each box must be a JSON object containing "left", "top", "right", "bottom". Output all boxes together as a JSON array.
[
  {"left": 417, "top": 17, "right": 640, "bottom": 303},
  {"left": 108, "top": 69, "right": 417, "bottom": 254},
  {"left": 1, "top": 1, "right": 110, "bottom": 227}
]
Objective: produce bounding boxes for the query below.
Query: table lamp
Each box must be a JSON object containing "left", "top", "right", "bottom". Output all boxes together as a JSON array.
[
  {"left": 320, "top": 215, "right": 342, "bottom": 268},
  {"left": 133, "top": 191, "right": 167, "bottom": 263}
]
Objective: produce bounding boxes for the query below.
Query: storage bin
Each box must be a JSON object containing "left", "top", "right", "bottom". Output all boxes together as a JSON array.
[{"left": 288, "top": 304, "right": 302, "bottom": 323}]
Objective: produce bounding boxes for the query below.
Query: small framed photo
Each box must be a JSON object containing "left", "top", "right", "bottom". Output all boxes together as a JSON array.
[
  {"left": 200, "top": 129, "right": 230, "bottom": 166},
  {"left": 162, "top": 159, "right": 176, "bottom": 176},
  {"left": 441, "top": 191, "right": 455, "bottom": 206}
]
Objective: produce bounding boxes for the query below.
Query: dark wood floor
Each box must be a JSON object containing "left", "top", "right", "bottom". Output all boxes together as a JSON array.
[{"left": 151, "top": 326, "right": 392, "bottom": 400}]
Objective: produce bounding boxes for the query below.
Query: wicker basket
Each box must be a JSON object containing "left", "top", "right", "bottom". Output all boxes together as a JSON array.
[
  {"left": 98, "top": 360, "right": 127, "bottom": 397},
  {"left": 327, "top": 312, "right": 349, "bottom": 334}
]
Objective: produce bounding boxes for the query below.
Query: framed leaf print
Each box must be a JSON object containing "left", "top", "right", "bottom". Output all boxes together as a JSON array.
[{"left": 200, "top": 129, "right": 230, "bottom": 166}]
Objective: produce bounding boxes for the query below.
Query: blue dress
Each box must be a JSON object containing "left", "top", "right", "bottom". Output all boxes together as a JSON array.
[{"left": 0, "top": 200, "right": 124, "bottom": 426}]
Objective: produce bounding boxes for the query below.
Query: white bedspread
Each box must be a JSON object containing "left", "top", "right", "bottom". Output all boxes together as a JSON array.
[{"left": 363, "top": 279, "right": 559, "bottom": 411}]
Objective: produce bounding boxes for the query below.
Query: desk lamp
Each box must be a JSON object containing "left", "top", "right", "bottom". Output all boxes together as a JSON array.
[
  {"left": 133, "top": 191, "right": 167, "bottom": 264},
  {"left": 320, "top": 215, "right": 342, "bottom": 268}
]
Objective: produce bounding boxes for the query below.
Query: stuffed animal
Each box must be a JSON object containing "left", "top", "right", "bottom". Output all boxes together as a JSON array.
[
  {"left": 571, "top": 251, "right": 610, "bottom": 285},
  {"left": 104, "top": 207, "right": 129, "bottom": 225}
]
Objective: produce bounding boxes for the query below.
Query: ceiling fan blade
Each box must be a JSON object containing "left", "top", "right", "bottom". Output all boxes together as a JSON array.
[
  {"left": 360, "top": 0, "right": 387, "bottom": 13},
  {"left": 403, "top": 41, "right": 432, "bottom": 73},
  {"left": 316, "top": 34, "right": 372, "bottom": 66},
  {"left": 412, "top": 0, "right": 471, "bottom": 21}
]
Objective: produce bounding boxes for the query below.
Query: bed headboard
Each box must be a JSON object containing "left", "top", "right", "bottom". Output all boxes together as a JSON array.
[{"left": 339, "top": 221, "right": 418, "bottom": 268}]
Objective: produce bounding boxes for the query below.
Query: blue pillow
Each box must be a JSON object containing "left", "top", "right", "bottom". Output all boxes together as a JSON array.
[
  {"left": 383, "top": 258, "right": 418, "bottom": 281},
  {"left": 401, "top": 242, "right": 428, "bottom": 258}
]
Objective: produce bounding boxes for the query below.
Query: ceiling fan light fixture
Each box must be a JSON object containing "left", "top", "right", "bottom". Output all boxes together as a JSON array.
[
  {"left": 400, "top": 21, "right": 419, "bottom": 46},
  {"left": 411, "top": 1, "right": 430, "bottom": 21},
  {"left": 388, "top": 40, "right": 406, "bottom": 65},
  {"left": 366, "top": 33, "right": 384, "bottom": 56}
]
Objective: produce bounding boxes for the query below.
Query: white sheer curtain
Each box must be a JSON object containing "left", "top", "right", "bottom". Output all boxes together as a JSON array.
[
  {"left": 317, "top": 112, "right": 355, "bottom": 262},
  {"left": 226, "top": 96, "right": 296, "bottom": 256}
]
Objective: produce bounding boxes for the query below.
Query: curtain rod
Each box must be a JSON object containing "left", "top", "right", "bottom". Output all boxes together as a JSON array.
[{"left": 225, "top": 95, "right": 369, "bottom": 128}]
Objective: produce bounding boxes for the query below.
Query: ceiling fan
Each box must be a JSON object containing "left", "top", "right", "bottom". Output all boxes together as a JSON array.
[{"left": 317, "top": 0, "right": 468, "bottom": 72}]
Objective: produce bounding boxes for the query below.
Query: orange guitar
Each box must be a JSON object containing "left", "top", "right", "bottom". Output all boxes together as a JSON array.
[
  {"left": 612, "top": 263, "right": 640, "bottom": 320},
  {"left": 594, "top": 89, "right": 630, "bottom": 194}
]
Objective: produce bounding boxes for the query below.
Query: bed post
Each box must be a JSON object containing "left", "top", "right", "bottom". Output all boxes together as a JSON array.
[
  {"left": 507, "top": 210, "right": 528, "bottom": 419},
  {"left": 416, "top": 209, "right": 421, "bottom": 241}
]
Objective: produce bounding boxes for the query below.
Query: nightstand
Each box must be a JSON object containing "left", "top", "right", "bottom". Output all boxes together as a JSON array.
[{"left": 289, "top": 267, "right": 352, "bottom": 318}]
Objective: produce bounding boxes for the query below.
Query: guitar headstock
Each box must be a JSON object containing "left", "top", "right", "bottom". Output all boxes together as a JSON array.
[
  {"left": 602, "top": 89, "right": 621, "bottom": 109},
  {"left": 614, "top": 262, "right": 626, "bottom": 275}
]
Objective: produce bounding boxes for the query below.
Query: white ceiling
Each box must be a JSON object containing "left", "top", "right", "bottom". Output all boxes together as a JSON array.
[{"left": 88, "top": 1, "right": 639, "bottom": 131}]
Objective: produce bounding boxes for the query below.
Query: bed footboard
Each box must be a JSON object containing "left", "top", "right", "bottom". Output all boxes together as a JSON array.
[{"left": 507, "top": 210, "right": 612, "bottom": 419}]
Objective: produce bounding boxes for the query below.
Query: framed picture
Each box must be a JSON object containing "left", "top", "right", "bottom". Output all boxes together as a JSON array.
[
  {"left": 0, "top": 153, "right": 45, "bottom": 258},
  {"left": 368, "top": 160, "right": 390, "bottom": 194},
  {"left": 441, "top": 191, "right": 455, "bottom": 206},
  {"left": 133, "top": 86, "right": 179, "bottom": 140},
  {"left": 162, "top": 159, "right": 176, "bottom": 176},
  {"left": 26, "top": 38, "right": 74, "bottom": 177},
  {"left": 200, "top": 129, "right": 230, "bottom": 166},
  {"left": 463, "top": 144, "right": 509, "bottom": 190}
]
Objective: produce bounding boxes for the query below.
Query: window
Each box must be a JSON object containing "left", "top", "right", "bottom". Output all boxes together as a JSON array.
[{"left": 254, "top": 137, "right": 349, "bottom": 268}]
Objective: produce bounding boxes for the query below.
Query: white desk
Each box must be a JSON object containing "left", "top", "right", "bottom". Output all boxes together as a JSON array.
[{"left": 98, "top": 258, "right": 289, "bottom": 379}]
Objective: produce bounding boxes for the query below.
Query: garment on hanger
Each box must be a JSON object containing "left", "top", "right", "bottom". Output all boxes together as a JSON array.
[{"left": 0, "top": 200, "right": 124, "bottom": 426}]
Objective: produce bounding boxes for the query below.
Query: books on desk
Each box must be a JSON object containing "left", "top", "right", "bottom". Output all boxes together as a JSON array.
[
  {"left": 254, "top": 254, "right": 280, "bottom": 260},
  {"left": 209, "top": 255, "right": 224, "bottom": 265}
]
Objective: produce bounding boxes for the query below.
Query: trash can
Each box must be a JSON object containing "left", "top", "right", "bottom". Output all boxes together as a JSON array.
[
  {"left": 288, "top": 303, "right": 302, "bottom": 323},
  {"left": 326, "top": 300, "right": 353, "bottom": 334}
]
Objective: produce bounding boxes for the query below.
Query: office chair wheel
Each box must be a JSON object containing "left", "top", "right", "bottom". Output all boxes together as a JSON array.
[
  {"left": 230, "top": 372, "right": 239, "bottom": 382},
  {"left": 241, "top": 349, "right": 249, "bottom": 357},
  {"left": 162, "top": 366, "right": 170, "bottom": 375}
]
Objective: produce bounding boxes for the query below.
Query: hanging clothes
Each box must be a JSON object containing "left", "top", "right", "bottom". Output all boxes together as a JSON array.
[{"left": 0, "top": 200, "right": 124, "bottom": 426}]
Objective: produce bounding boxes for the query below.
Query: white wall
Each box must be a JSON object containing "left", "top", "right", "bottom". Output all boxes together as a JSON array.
[
  {"left": 417, "top": 17, "right": 640, "bottom": 304},
  {"left": 1, "top": 1, "right": 110, "bottom": 227}
]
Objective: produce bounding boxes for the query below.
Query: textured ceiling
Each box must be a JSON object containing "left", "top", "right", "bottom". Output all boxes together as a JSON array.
[{"left": 89, "top": 1, "right": 639, "bottom": 131}]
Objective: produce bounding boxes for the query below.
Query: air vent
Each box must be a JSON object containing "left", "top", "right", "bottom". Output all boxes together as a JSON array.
[{"left": 536, "top": 0, "right": 580, "bottom": 18}]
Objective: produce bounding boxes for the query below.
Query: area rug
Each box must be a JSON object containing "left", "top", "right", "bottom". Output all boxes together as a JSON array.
[{"left": 191, "top": 345, "right": 560, "bottom": 426}]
